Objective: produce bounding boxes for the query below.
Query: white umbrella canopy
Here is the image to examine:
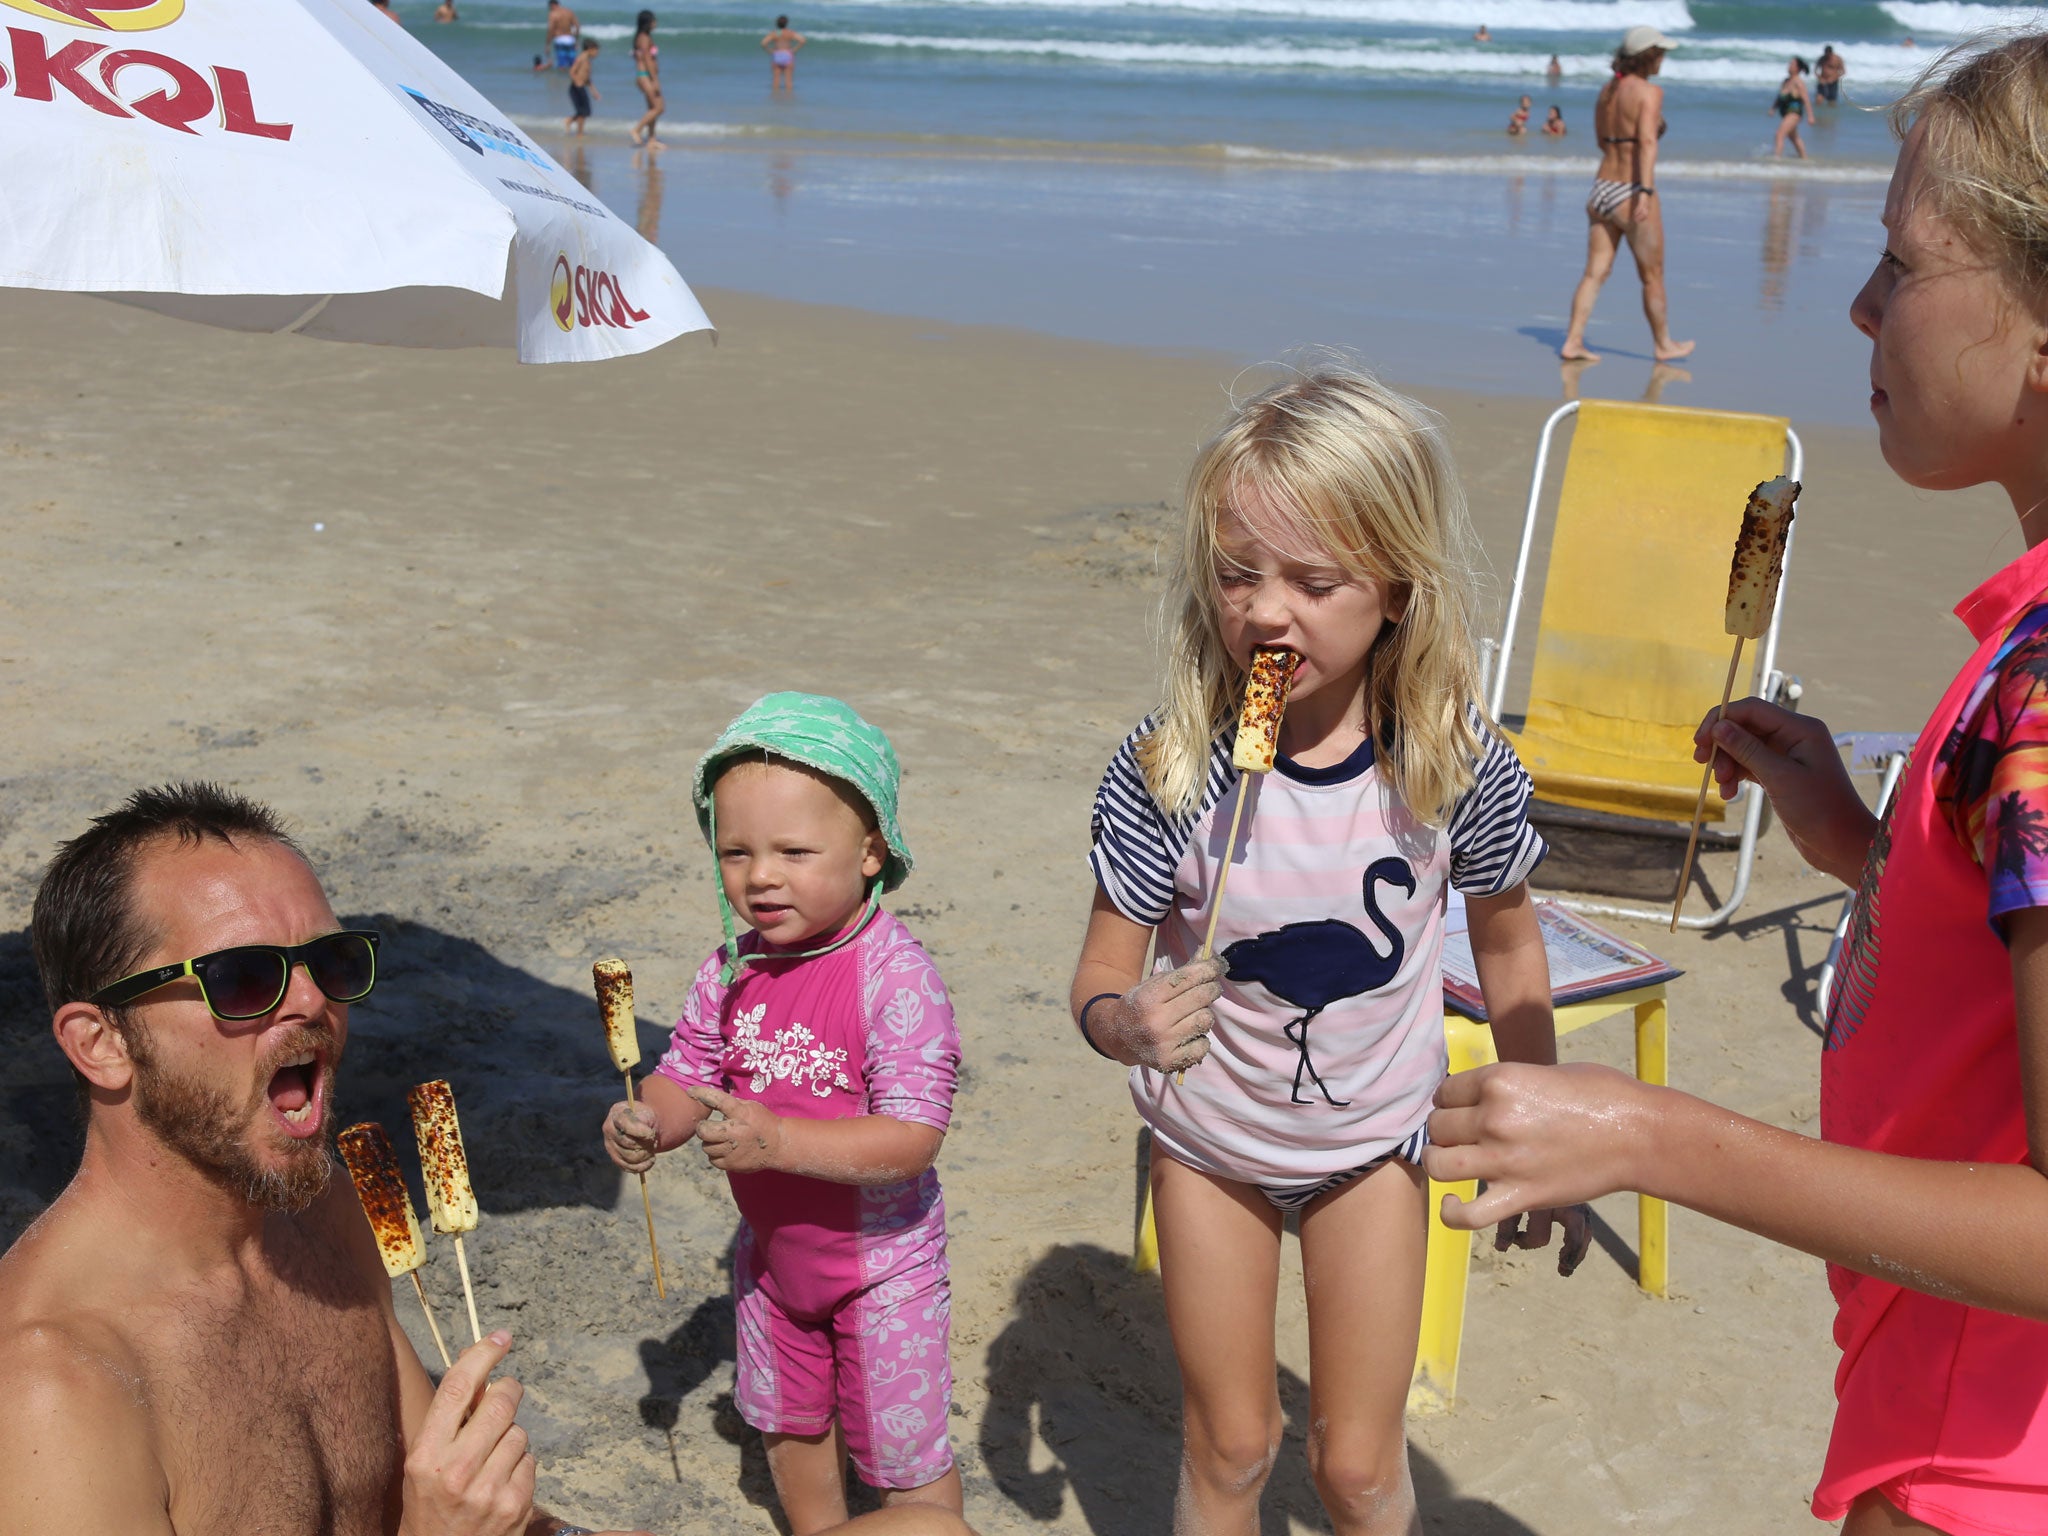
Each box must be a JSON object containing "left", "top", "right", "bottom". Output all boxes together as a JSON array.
[{"left": 0, "top": 0, "right": 711, "bottom": 362}]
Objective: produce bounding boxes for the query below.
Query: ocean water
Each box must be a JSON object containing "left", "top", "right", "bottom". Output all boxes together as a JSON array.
[
  {"left": 407, "top": 0, "right": 2037, "bottom": 167},
  {"left": 400, "top": 0, "right": 2044, "bottom": 421}
]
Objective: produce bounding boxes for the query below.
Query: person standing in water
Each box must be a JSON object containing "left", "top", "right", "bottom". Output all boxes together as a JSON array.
[
  {"left": 1816, "top": 45, "right": 1847, "bottom": 103},
  {"left": 762, "top": 16, "right": 806, "bottom": 93},
  {"left": 1559, "top": 25, "right": 1694, "bottom": 364},
  {"left": 1507, "top": 94, "right": 1531, "bottom": 135},
  {"left": 566, "top": 36, "right": 599, "bottom": 134},
  {"left": 630, "top": 9, "right": 665, "bottom": 150},
  {"left": 546, "top": 0, "right": 580, "bottom": 69},
  {"left": 1773, "top": 56, "right": 1816, "bottom": 158}
]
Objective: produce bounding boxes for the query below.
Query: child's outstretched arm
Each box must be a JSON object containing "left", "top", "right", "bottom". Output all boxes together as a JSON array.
[
  {"left": 685, "top": 1087, "right": 944, "bottom": 1184},
  {"left": 602, "top": 1072, "right": 708, "bottom": 1175},
  {"left": 1465, "top": 880, "right": 1591, "bottom": 1275},
  {"left": 1427, "top": 908, "right": 2048, "bottom": 1321}
]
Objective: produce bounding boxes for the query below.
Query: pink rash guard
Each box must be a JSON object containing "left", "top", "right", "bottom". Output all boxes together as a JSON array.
[{"left": 655, "top": 908, "right": 961, "bottom": 1488}]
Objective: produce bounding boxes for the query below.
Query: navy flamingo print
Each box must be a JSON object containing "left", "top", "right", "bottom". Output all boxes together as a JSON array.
[{"left": 1222, "top": 856, "right": 1417, "bottom": 1107}]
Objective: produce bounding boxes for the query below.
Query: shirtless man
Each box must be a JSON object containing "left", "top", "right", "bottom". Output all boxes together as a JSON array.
[
  {"left": 0, "top": 784, "right": 972, "bottom": 1536},
  {"left": 1558, "top": 24, "right": 1694, "bottom": 363},
  {"left": 546, "top": 0, "right": 580, "bottom": 70}
]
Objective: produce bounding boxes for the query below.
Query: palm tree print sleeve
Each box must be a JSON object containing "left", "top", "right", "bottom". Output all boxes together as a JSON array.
[{"left": 1936, "top": 603, "right": 2048, "bottom": 934}]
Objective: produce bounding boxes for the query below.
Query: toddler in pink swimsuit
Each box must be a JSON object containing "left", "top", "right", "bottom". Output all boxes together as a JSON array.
[{"left": 601, "top": 693, "right": 963, "bottom": 1530}]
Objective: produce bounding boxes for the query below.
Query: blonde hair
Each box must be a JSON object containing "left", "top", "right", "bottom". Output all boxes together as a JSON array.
[
  {"left": 1890, "top": 31, "right": 2048, "bottom": 292},
  {"left": 1137, "top": 364, "right": 1487, "bottom": 825}
]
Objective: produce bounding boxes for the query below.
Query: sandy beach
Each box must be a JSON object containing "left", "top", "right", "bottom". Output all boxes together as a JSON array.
[{"left": 0, "top": 282, "right": 2019, "bottom": 1533}]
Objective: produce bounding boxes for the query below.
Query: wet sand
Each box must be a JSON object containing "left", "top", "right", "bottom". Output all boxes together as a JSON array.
[{"left": 0, "top": 284, "right": 2016, "bottom": 1533}]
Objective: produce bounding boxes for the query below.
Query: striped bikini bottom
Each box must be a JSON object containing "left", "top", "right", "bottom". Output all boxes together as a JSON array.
[
  {"left": 1587, "top": 179, "right": 1645, "bottom": 221},
  {"left": 1256, "top": 1124, "right": 1430, "bottom": 1211}
]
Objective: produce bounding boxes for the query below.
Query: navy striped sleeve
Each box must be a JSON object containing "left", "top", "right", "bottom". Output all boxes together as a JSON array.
[
  {"left": 1088, "top": 720, "right": 1231, "bottom": 926},
  {"left": 1447, "top": 726, "right": 1547, "bottom": 896}
]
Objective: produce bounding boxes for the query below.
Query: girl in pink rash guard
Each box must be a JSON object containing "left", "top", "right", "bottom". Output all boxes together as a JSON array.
[{"left": 601, "top": 693, "right": 963, "bottom": 1532}]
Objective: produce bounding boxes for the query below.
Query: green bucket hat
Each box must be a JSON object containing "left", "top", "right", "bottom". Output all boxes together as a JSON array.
[{"left": 692, "top": 692, "right": 913, "bottom": 979}]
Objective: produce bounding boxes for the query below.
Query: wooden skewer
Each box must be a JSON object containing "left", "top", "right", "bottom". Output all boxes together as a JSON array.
[
  {"left": 1671, "top": 635, "right": 1746, "bottom": 931},
  {"left": 1201, "top": 782, "right": 1253, "bottom": 959},
  {"left": 410, "top": 1271, "right": 452, "bottom": 1368},
  {"left": 452, "top": 1233, "right": 482, "bottom": 1345},
  {"left": 1178, "top": 778, "right": 1256, "bottom": 1084},
  {"left": 625, "top": 1073, "right": 667, "bottom": 1299}
]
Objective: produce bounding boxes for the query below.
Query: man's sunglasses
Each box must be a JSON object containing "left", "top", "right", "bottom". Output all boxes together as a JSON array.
[{"left": 90, "top": 930, "right": 382, "bottom": 1022}]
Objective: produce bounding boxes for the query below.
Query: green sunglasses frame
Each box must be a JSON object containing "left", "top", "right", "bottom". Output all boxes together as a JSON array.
[{"left": 89, "top": 929, "right": 383, "bottom": 1021}]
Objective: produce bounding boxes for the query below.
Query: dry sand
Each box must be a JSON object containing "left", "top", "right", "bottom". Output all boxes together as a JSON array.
[{"left": 0, "top": 285, "right": 2021, "bottom": 1534}]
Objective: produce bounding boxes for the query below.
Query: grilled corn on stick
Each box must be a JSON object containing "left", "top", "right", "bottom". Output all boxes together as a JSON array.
[
  {"left": 1726, "top": 476, "right": 1800, "bottom": 639},
  {"left": 1202, "top": 647, "right": 1301, "bottom": 957},
  {"left": 593, "top": 958, "right": 666, "bottom": 1300},
  {"left": 1673, "top": 476, "right": 1802, "bottom": 929},
  {"left": 593, "top": 957, "right": 641, "bottom": 1073},
  {"left": 338, "top": 1122, "right": 451, "bottom": 1368},
  {"left": 409, "top": 1079, "right": 482, "bottom": 1343},
  {"left": 1231, "top": 645, "right": 1303, "bottom": 774}
]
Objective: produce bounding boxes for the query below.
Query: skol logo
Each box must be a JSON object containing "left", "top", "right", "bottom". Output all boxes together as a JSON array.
[
  {"left": 548, "top": 252, "right": 651, "bottom": 332},
  {"left": 1, "top": 0, "right": 183, "bottom": 32},
  {"left": 550, "top": 255, "right": 575, "bottom": 333},
  {"left": 0, "top": 24, "right": 292, "bottom": 137}
]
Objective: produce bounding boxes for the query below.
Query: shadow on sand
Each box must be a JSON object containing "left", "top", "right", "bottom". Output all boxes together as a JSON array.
[
  {"left": 0, "top": 916, "right": 681, "bottom": 1250},
  {"left": 978, "top": 1242, "right": 1541, "bottom": 1536}
]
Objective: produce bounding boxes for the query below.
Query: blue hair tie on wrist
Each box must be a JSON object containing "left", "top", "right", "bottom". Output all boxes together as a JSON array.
[{"left": 1078, "top": 993, "right": 1121, "bottom": 1059}]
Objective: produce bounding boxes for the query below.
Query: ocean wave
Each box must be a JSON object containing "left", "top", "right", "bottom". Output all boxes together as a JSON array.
[
  {"left": 850, "top": 0, "right": 1697, "bottom": 28},
  {"left": 1877, "top": 0, "right": 2048, "bottom": 34},
  {"left": 827, "top": 30, "right": 1926, "bottom": 85}
]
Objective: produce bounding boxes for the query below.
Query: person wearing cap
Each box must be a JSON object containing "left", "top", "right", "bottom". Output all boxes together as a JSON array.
[
  {"left": 1559, "top": 24, "right": 1695, "bottom": 364},
  {"left": 600, "top": 694, "right": 965, "bottom": 1534}
]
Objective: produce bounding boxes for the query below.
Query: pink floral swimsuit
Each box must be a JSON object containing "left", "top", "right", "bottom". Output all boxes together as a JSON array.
[{"left": 655, "top": 909, "right": 960, "bottom": 1490}]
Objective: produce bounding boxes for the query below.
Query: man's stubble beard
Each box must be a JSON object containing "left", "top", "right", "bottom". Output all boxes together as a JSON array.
[{"left": 124, "top": 1019, "right": 337, "bottom": 1213}]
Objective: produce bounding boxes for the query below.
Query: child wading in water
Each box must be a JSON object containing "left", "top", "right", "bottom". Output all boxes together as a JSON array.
[
  {"left": 1430, "top": 33, "right": 2048, "bottom": 1535},
  {"left": 565, "top": 37, "right": 599, "bottom": 134},
  {"left": 1071, "top": 367, "right": 1589, "bottom": 1535},
  {"left": 602, "top": 694, "right": 964, "bottom": 1533}
]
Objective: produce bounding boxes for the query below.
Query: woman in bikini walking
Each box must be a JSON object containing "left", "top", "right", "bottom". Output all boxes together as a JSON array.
[
  {"left": 631, "top": 9, "right": 665, "bottom": 149},
  {"left": 1559, "top": 25, "right": 1694, "bottom": 364}
]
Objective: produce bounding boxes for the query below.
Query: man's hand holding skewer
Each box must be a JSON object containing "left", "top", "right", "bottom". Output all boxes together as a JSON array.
[{"left": 1083, "top": 956, "right": 1228, "bottom": 1075}]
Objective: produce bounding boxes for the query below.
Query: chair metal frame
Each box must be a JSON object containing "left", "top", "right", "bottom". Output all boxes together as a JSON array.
[{"left": 1480, "top": 401, "right": 1806, "bottom": 930}]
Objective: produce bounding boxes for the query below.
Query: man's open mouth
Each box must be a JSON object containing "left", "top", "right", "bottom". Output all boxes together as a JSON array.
[{"left": 266, "top": 1050, "right": 325, "bottom": 1138}]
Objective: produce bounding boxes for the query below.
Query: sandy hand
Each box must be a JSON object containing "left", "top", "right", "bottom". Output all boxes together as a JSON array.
[
  {"left": 1424, "top": 1062, "right": 1651, "bottom": 1232},
  {"left": 1493, "top": 1202, "right": 1595, "bottom": 1278},
  {"left": 1694, "top": 698, "right": 1875, "bottom": 883},
  {"left": 1087, "top": 956, "right": 1227, "bottom": 1075},
  {"left": 397, "top": 1332, "right": 537, "bottom": 1536},
  {"left": 687, "top": 1086, "right": 787, "bottom": 1173},
  {"left": 603, "top": 1100, "right": 661, "bottom": 1175}
]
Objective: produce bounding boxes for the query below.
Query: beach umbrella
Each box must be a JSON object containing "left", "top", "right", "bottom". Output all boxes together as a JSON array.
[{"left": 0, "top": 0, "right": 709, "bottom": 362}]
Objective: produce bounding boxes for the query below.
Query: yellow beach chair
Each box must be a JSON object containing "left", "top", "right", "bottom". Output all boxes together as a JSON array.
[{"left": 1485, "top": 401, "right": 1805, "bottom": 929}]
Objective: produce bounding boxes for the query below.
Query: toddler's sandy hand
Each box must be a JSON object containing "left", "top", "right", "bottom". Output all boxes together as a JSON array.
[
  {"left": 687, "top": 1086, "right": 787, "bottom": 1173},
  {"left": 603, "top": 1100, "right": 660, "bottom": 1174},
  {"left": 1090, "top": 956, "right": 1226, "bottom": 1074}
]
